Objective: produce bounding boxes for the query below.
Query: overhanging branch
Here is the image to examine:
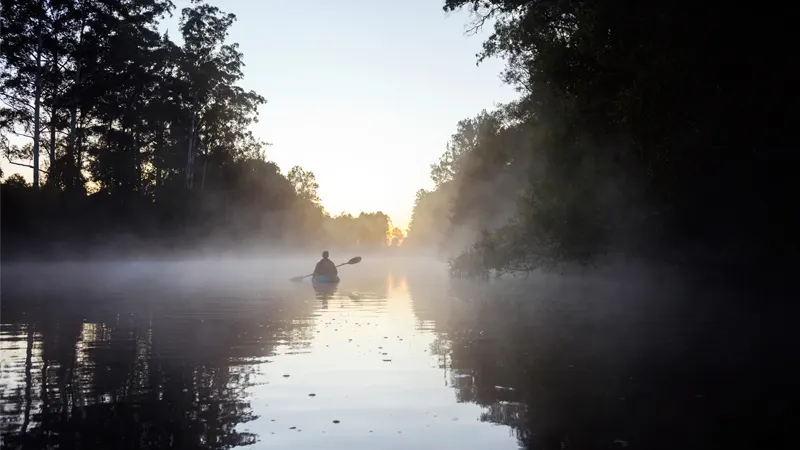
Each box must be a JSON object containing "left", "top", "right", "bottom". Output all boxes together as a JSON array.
[{"left": 6, "top": 159, "right": 49, "bottom": 174}]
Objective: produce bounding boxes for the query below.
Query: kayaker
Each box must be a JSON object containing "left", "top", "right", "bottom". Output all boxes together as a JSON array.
[{"left": 313, "top": 251, "right": 338, "bottom": 278}]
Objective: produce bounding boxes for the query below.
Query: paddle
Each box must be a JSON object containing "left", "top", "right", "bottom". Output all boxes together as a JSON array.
[{"left": 290, "top": 256, "right": 362, "bottom": 282}]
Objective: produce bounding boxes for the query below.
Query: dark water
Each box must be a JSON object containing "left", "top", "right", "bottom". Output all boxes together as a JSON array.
[{"left": 0, "top": 258, "right": 793, "bottom": 449}]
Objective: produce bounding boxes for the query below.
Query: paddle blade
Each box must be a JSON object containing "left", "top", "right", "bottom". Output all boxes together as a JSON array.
[
  {"left": 290, "top": 276, "right": 306, "bottom": 282},
  {"left": 347, "top": 256, "right": 362, "bottom": 265}
]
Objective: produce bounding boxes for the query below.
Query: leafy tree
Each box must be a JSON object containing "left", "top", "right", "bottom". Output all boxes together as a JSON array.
[
  {"left": 429, "top": 110, "right": 503, "bottom": 189},
  {"left": 390, "top": 227, "right": 405, "bottom": 248},
  {"left": 287, "top": 166, "right": 321, "bottom": 204},
  {"left": 177, "top": 0, "right": 266, "bottom": 189},
  {"left": 418, "top": 0, "right": 797, "bottom": 277},
  {"left": 2, "top": 0, "right": 392, "bottom": 258},
  {"left": 0, "top": 0, "right": 49, "bottom": 186}
]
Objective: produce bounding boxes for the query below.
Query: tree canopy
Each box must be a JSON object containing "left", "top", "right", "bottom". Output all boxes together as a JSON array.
[
  {"left": 404, "top": 0, "right": 796, "bottom": 277},
  {"left": 0, "top": 0, "right": 398, "bottom": 258}
]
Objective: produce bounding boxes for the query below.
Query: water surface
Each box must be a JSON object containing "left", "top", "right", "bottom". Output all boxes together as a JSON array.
[{"left": 0, "top": 258, "right": 791, "bottom": 449}]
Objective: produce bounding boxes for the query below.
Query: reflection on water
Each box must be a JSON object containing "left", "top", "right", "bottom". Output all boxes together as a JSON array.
[{"left": 0, "top": 259, "right": 790, "bottom": 449}]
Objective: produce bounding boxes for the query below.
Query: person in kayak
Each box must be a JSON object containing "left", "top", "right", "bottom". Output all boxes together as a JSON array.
[{"left": 313, "top": 251, "right": 338, "bottom": 278}]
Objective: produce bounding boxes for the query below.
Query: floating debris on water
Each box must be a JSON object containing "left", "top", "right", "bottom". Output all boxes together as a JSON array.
[
  {"left": 494, "top": 385, "right": 515, "bottom": 391},
  {"left": 309, "top": 393, "right": 316, "bottom": 397},
  {"left": 283, "top": 374, "right": 290, "bottom": 378},
  {"left": 333, "top": 420, "right": 340, "bottom": 424}
]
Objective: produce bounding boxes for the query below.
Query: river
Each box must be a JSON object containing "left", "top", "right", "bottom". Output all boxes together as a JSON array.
[{"left": 0, "top": 257, "right": 791, "bottom": 449}]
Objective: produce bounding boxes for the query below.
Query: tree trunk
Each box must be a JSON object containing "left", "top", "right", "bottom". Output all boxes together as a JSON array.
[
  {"left": 49, "top": 110, "right": 57, "bottom": 171},
  {"left": 49, "top": 41, "right": 58, "bottom": 170},
  {"left": 186, "top": 95, "right": 197, "bottom": 189},
  {"left": 201, "top": 156, "right": 207, "bottom": 190},
  {"left": 32, "top": 21, "right": 43, "bottom": 187},
  {"left": 155, "top": 127, "right": 163, "bottom": 188},
  {"left": 134, "top": 130, "right": 142, "bottom": 192},
  {"left": 67, "top": 21, "right": 84, "bottom": 189},
  {"left": 76, "top": 110, "right": 86, "bottom": 181},
  {"left": 67, "top": 94, "right": 79, "bottom": 187}
]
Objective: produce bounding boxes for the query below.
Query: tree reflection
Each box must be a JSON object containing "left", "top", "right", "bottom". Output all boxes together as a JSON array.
[
  {"left": 404, "top": 269, "right": 774, "bottom": 450},
  {"left": 1, "top": 279, "right": 314, "bottom": 450},
  {"left": 313, "top": 283, "right": 338, "bottom": 306}
]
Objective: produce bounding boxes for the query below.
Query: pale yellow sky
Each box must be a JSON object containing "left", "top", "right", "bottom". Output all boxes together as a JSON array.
[{"left": 1, "top": 0, "right": 517, "bottom": 230}]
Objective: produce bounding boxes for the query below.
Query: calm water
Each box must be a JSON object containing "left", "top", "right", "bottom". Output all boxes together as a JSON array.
[{"left": 0, "top": 258, "right": 792, "bottom": 449}]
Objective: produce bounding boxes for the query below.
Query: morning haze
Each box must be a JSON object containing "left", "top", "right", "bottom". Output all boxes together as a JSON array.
[{"left": 1, "top": 1, "right": 794, "bottom": 449}]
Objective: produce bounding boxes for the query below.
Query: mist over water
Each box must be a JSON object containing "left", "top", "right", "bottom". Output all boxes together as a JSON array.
[{"left": 0, "top": 256, "right": 793, "bottom": 449}]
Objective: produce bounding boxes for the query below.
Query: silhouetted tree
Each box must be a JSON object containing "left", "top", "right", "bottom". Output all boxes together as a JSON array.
[
  {"left": 390, "top": 227, "right": 405, "bottom": 248},
  {"left": 407, "top": 0, "right": 796, "bottom": 277},
  {"left": 2, "top": 0, "right": 401, "bottom": 257},
  {"left": 287, "top": 165, "right": 320, "bottom": 204}
]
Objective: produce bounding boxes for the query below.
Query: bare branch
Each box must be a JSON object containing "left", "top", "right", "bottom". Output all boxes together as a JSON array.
[
  {"left": 55, "top": 58, "right": 72, "bottom": 73},
  {"left": 5, "top": 159, "right": 49, "bottom": 174},
  {"left": 11, "top": 48, "right": 38, "bottom": 64},
  {"left": 6, "top": 130, "right": 35, "bottom": 139},
  {"left": 465, "top": 5, "right": 501, "bottom": 35},
  {"left": 0, "top": 93, "right": 35, "bottom": 111}
]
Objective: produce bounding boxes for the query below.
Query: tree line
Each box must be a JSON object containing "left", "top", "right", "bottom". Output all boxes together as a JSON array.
[
  {"left": 0, "top": 0, "right": 400, "bottom": 258},
  {"left": 404, "top": 0, "right": 796, "bottom": 278}
]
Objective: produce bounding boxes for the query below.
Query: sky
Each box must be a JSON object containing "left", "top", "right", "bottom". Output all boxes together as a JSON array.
[{"left": 1, "top": 0, "right": 517, "bottom": 230}]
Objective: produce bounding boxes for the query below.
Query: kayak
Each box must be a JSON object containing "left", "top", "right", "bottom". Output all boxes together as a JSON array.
[
  {"left": 311, "top": 274, "right": 340, "bottom": 284},
  {"left": 312, "top": 280, "right": 338, "bottom": 299}
]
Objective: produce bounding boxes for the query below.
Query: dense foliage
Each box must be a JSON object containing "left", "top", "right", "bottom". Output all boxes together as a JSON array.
[
  {"left": 0, "top": 0, "right": 396, "bottom": 258},
  {"left": 405, "top": 0, "right": 795, "bottom": 277}
]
